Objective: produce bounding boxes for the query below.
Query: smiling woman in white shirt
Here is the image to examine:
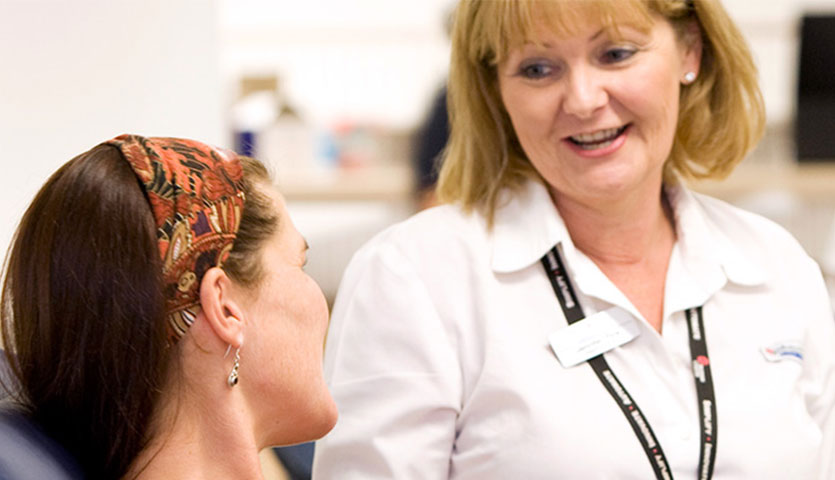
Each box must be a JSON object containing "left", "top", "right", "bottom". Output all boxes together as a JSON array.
[{"left": 312, "top": 1, "right": 835, "bottom": 479}]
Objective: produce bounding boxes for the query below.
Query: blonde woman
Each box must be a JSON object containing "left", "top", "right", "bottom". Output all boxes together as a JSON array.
[{"left": 314, "top": 1, "right": 835, "bottom": 479}]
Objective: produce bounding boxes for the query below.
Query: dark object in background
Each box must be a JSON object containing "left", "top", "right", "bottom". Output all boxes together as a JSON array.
[
  {"left": 413, "top": 86, "right": 449, "bottom": 194},
  {"left": 0, "top": 409, "right": 85, "bottom": 480},
  {"left": 0, "top": 353, "right": 84, "bottom": 480},
  {"left": 796, "top": 14, "right": 835, "bottom": 161},
  {"left": 274, "top": 442, "right": 315, "bottom": 480}
]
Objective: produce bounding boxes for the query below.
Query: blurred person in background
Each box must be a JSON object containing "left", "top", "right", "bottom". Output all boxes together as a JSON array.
[
  {"left": 314, "top": 0, "right": 835, "bottom": 478},
  {"left": 413, "top": 84, "right": 448, "bottom": 210},
  {"left": 1, "top": 135, "right": 337, "bottom": 479},
  {"left": 412, "top": 4, "right": 456, "bottom": 211}
]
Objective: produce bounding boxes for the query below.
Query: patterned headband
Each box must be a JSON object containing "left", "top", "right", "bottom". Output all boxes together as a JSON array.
[{"left": 104, "top": 134, "right": 246, "bottom": 344}]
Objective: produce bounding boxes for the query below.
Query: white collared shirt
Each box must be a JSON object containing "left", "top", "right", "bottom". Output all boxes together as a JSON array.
[{"left": 313, "top": 180, "right": 835, "bottom": 479}]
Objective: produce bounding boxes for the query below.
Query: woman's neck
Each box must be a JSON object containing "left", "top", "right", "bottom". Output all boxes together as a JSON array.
[
  {"left": 552, "top": 185, "right": 675, "bottom": 267},
  {"left": 125, "top": 389, "right": 264, "bottom": 480},
  {"left": 551, "top": 184, "right": 676, "bottom": 333}
]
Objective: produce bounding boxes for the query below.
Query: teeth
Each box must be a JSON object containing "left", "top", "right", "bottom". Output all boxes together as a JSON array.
[
  {"left": 570, "top": 127, "right": 622, "bottom": 144},
  {"left": 578, "top": 138, "right": 615, "bottom": 150}
]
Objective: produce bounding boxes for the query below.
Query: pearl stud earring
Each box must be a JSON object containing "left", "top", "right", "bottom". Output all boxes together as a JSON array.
[{"left": 683, "top": 72, "right": 697, "bottom": 84}]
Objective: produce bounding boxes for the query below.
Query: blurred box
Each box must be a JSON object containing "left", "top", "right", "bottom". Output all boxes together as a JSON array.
[{"left": 796, "top": 14, "right": 835, "bottom": 161}]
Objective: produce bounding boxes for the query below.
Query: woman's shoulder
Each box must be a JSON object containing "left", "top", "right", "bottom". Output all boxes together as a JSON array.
[
  {"left": 676, "top": 188, "right": 829, "bottom": 311},
  {"left": 332, "top": 203, "right": 496, "bottom": 303},
  {"left": 689, "top": 190, "right": 805, "bottom": 252},
  {"left": 682, "top": 189, "right": 818, "bottom": 278}
]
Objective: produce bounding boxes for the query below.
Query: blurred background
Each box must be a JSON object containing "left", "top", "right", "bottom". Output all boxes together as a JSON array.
[{"left": 1, "top": 0, "right": 834, "bottom": 477}]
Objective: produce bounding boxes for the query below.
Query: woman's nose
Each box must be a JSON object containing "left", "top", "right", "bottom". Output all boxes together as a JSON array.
[{"left": 561, "top": 67, "right": 608, "bottom": 119}]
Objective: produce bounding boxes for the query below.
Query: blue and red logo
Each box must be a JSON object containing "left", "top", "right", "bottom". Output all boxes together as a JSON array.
[{"left": 761, "top": 342, "right": 803, "bottom": 364}]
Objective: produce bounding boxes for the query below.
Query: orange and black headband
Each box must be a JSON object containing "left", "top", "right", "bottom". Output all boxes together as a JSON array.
[{"left": 104, "top": 134, "right": 246, "bottom": 344}]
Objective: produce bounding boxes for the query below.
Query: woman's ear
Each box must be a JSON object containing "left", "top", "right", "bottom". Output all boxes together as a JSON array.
[{"left": 199, "top": 267, "right": 246, "bottom": 347}]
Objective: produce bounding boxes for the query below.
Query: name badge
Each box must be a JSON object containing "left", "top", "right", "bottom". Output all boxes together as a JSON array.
[{"left": 549, "top": 307, "right": 640, "bottom": 368}]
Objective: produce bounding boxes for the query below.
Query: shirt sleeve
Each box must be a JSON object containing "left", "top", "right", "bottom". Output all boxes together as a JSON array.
[
  {"left": 800, "top": 260, "right": 835, "bottom": 480},
  {"left": 312, "top": 239, "right": 462, "bottom": 479}
]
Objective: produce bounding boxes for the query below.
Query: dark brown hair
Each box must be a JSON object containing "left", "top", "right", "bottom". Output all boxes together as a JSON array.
[
  {"left": 0, "top": 146, "right": 277, "bottom": 478},
  {"left": 223, "top": 156, "right": 278, "bottom": 287}
]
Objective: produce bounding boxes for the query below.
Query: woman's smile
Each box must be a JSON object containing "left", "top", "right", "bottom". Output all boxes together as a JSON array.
[{"left": 564, "top": 124, "right": 631, "bottom": 155}]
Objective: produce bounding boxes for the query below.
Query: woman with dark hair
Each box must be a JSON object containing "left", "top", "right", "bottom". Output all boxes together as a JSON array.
[{"left": 1, "top": 134, "right": 337, "bottom": 479}]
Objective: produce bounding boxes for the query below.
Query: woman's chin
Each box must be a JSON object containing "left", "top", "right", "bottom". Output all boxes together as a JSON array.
[
  {"left": 306, "top": 395, "right": 339, "bottom": 441},
  {"left": 265, "top": 392, "right": 338, "bottom": 446}
]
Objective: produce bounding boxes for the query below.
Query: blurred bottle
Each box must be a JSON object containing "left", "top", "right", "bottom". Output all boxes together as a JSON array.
[
  {"left": 260, "top": 76, "right": 322, "bottom": 175},
  {"left": 331, "top": 121, "right": 378, "bottom": 170},
  {"left": 230, "top": 75, "right": 279, "bottom": 157}
]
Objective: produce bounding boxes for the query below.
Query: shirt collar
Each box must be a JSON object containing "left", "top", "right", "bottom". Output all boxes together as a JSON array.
[
  {"left": 490, "top": 179, "right": 768, "bottom": 287},
  {"left": 667, "top": 183, "right": 768, "bottom": 288},
  {"left": 490, "top": 179, "right": 568, "bottom": 273}
]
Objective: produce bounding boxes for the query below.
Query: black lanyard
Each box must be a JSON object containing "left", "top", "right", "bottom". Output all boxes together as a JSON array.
[{"left": 541, "top": 245, "right": 717, "bottom": 480}]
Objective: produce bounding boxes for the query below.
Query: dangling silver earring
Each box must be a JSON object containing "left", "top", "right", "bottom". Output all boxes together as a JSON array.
[
  {"left": 683, "top": 71, "right": 696, "bottom": 84},
  {"left": 227, "top": 348, "right": 240, "bottom": 387}
]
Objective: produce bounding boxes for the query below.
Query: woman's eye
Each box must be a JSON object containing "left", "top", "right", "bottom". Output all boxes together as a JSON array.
[
  {"left": 601, "top": 47, "right": 636, "bottom": 64},
  {"left": 518, "top": 61, "right": 556, "bottom": 79}
]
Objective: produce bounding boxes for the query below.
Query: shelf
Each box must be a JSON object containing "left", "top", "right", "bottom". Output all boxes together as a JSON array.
[
  {"left": 276, "top": 164, "right": 414, "bottom": 202},
  {"left": 689, "top": 161, "right": 835, "bottom": 202}
]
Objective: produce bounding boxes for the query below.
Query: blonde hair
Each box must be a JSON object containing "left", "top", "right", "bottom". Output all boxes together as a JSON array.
[{"left": 437, "top": 0, "right": 765, "bottom": 224}]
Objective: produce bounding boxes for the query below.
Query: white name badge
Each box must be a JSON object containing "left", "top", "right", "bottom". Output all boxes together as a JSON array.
[{"left": 549, "top": 307, "right": 640, "bottom": 368}]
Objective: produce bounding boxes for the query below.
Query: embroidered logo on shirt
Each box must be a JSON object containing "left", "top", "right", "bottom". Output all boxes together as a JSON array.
[{"left": 760, "top": 342, "right": 803, "bottom": 364}]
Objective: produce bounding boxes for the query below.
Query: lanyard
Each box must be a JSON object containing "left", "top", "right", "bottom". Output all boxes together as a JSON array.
[{"left": 541, "top": 245, "right": 717, "bottom": 480}]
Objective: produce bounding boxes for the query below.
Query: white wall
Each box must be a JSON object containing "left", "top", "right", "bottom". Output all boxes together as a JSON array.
[
  {"left": 0, "top": 0, "right": 222, "bottom": 256},
  {"left": 219, "top": 0, "right": 454, "bottom": 129}
]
